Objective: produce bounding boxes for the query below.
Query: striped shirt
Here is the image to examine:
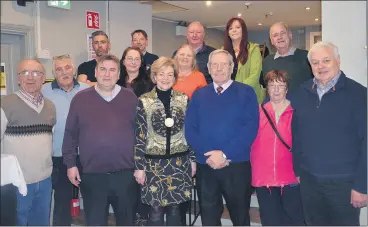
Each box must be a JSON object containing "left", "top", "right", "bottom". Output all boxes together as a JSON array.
[{"left": 313, "top": 71, "right": 341, "bottom": 100}]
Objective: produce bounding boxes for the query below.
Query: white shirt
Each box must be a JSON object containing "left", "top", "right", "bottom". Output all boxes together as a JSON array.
[
  {"left": 94, "top": 84, "right": 121, "bottom": 102},
  {"left": 213, "top": 80, "right": 233, "bottom": 94}
]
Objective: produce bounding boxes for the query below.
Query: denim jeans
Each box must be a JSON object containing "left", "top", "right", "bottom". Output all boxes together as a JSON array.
[{"left": 16, "top": 177, "right": 52, "bottom": 226}]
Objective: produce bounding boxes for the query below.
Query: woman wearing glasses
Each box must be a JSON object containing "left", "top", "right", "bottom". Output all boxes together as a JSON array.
[
  {"left": 118, "top": 47, "right": 153, "bottom": 98},
  {"left": 250, "top": 70, "right": 305, "bottom": 226},
  {"left": 223, "top": 17, "right": 265, "bottom": 103},
  {"left": 134, "top": 57, "right": 196, "bottom": 226}
]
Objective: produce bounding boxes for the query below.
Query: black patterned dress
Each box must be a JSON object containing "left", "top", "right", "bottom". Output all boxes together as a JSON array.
[{"left": 134, "top": 87, "right": 195, "bottom": 207}]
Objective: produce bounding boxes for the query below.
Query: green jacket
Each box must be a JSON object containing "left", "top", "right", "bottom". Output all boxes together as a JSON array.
[{"left": 235, "top": 42, "right": 265, "bottom": 103}]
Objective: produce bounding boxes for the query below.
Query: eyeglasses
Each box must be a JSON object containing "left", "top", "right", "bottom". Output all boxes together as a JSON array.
[
  {"left": 268, "top": 84, "right": 287, "bottom": 90},
  {"left": 18, "top": 71, "right": 44, "bottom": 77},
  {"left": 125, "top": 57, "right": 141, "bottom": 63},
  {"left": 210, "top": 62, "right": 231, "bottom": 69}
]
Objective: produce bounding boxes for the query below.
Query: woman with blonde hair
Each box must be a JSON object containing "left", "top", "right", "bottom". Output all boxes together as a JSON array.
[
  {"left": 134, "top": 57, "right": 196, "bottom": 226},
  {"left": 173, "top": 44, "right": 207, "bottom": 99}
]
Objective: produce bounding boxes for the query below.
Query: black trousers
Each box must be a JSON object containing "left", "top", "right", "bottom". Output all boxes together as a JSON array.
[
  {"left": 300, "top": 170, "right": 360, "bottom": 226},
  {"left": 196, "top": 161, "right": 253, "bottom": 226},
  {"left": 51, "top": 156, "right": 81, "bottom": 226},
  {"left": 0, "top": 184, "right": 17, "bottom": 226},
  {"left": 148, "top": 204, "right": 181, "bottom": 226},
  {"left": 80, "top": 169, "right": 137, "bottom": 226},
  {"left": 256, "top": 185, "right": 305, "bottom": 226}
]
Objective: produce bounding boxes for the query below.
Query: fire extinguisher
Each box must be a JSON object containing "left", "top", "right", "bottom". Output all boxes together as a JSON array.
[{"left": 70, "top": 185, "right": 80, "bottom": 217}]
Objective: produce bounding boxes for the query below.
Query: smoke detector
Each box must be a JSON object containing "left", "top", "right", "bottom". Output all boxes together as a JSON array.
[{"left": 244, "top": 2, "right": 252, "bottom": 9}]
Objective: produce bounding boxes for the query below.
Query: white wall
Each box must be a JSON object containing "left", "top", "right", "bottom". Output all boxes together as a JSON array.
[
  {"left": 322, "top": 1, "right": 367, "bottom": 225},
  {"left": 322, "top": 1, "right": 367, "bottom": 87},
  {"left": 0, "top": 1, "right": 152, "bottom": 79},
  {"left": 152, "top": 18, "right": 224, "bottom": 57}
]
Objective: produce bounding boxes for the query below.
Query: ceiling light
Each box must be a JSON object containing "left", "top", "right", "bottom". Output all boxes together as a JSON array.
[
  {"left": 306, "top": 7, "right": 311, "bottom": 10},
  {"left": 237, "top": 13, "right": 242, "bottom": 17},
  {"left": 206, "top": 1, "right": 212, "bottom": 6},
  {"left": 257, "top": 23, "right": 263, "bottom": 26},
  {"left": 315, "top": 18, "right": 319, "bottom": 21}
]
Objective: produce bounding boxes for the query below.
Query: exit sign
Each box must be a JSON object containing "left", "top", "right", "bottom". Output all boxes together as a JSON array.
[{"left": 47, "top": 1, "right": 71, "bottom": 10}]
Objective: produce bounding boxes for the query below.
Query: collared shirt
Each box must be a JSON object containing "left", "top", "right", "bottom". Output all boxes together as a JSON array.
[
  {"left": 42, "top": 79, "right": 89, "bottom": 157},
  {"left": 313, "top": 71, "right": 341, "bottom": 100},
  {"left": 94, "top": 84, "right": 121, "bottom": 102},
  {"left": 17, "top": 89, "right": 44, "bottom": 109},
  {"left": 213, "top": 79, "right": 233, "bottom": 94},
  {"left": 274, "top": 46, "right": 297, "bottom": 59},
  {"left": 51, "top": 78, "right": 80, "bottom": 91}
]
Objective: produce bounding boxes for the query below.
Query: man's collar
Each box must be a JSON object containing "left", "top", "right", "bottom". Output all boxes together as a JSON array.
[
  {"left": 194, "top": 43, "right": 204, "bottom": 54},
  {"left": 274, "top": 46, "right": 296, "bottom": 59},
  {"left": 142, "top": 51, "right": 147, "bottom": 56},
  {"left": 51, "top": 78, "right": 80, "bottom": 90},
  {"left": 313, "top": 70, "right": 342, "bottom": 89}
]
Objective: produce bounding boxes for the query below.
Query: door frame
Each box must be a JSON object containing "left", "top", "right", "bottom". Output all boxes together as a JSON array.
[{"left": 1, "top": 23, "right": 35, "bottom": 58}]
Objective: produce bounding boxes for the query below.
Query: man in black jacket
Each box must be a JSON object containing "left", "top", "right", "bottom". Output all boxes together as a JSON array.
[{"left": 291, "top": 41, "right": 367, "bottom": 225}]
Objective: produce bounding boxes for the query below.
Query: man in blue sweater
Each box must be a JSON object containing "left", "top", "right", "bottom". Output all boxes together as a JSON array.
[
  {"left": 185, "top": 49, "right": 259, "bottom": 226},
  {"left": 291, "top": 41, "right": 367, "bottom": 225}
]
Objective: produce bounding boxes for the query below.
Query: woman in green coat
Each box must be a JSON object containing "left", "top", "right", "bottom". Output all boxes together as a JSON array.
[{"left": 223, "top": 17, "right": 265, "bottom": 103}]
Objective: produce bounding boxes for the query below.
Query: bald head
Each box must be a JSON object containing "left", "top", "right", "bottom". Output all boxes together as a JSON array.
[
  {"left": 269, "top": 22, "right": 293, "bottom": 54},
  {"left": 17, "top": 58, "right": 45, "bottom": 74},
  {"left": 187, "top": 21, "right": 205, "bottom": 49},
  {"left": 17, "top": 58, "right": 46, "bottom": 97}
]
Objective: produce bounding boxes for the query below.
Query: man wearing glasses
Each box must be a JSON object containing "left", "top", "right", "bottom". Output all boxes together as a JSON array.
[
  {"left": 185, "top": 49, "right": 259, "bottom": 226},
  {"left": 42, "top": 55, "right": 89, "bottom": 226},
  {"left": 77, "top": 30, "right": 111, "bottom": 87},
  {"left": 0, "top": 58, "right": 56, "bottom": 225}
]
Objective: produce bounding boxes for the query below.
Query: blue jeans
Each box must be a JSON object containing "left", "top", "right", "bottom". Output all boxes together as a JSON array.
[{"left": 17, "top": 177, "right": 52, "bottom": 226}]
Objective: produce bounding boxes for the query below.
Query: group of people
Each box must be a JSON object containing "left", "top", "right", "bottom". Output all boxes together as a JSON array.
[{"left": 0, "top": 17, "right": 366, "bottom": 227}]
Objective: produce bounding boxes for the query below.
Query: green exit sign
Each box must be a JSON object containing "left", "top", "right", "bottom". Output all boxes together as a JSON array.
[{"left": 47, "top": 1, "right": 71, "bottom": 10}]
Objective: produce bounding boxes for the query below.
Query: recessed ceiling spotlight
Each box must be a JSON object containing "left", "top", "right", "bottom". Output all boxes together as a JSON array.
[
  {"left": 206, "top": 1, "right": 212, "bottom": 6},
  {"left": 237, "top": 13, "right": 242, "bottom": 17},
  {"left": 306, "top": 7, "right": 311, "bottom": 10},
  {"left": 315, "top": 18, "right": 319, "bottom": 21},
  {"left": 258, "top": 23, "right": 263, "bottom": 26}
]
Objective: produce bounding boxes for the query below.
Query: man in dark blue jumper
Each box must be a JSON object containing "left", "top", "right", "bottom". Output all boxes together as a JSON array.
[
  {"left": 291, "top": 41, "right": 367, "bottom": 225},
  {"left": 185, "top": 49, "right": 259, "bottom": 226}
]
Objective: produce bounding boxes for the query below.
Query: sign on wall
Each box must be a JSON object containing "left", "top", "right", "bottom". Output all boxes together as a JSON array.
[
  {"left": 1, "top": 63, "right": 7, "bottom": 96},
  {"left": 47, "top": 1, "right": 71, "bottom": 10},
  {"left": 87, "top": 34, "right": 97, "bottom": 61},
  {"left": 86, "top": 11, "right": 100, "bottom": 30}
]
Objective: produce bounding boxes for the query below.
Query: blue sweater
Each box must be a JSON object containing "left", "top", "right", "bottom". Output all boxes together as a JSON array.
[
  {"left": 291, "top": 72, "right": 367, "bottom": 194},
  {"left": 185, "top": 81, "right": 259, "bottom": 164}
]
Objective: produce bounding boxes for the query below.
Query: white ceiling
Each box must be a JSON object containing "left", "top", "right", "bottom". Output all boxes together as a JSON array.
[{"left": 148, "top": 1, "right": 321, "bottom": 30}]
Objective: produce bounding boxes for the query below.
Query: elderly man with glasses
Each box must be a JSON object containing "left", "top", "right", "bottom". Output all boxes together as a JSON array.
[
  {"left": 42, "top": 54, "right": 89, "bottom": 226},
  {"left": 1, "top": 58, "right": 56, "bottom": 225}
]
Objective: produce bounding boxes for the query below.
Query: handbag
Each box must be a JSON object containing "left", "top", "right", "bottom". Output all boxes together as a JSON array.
[{"left": 261, "top": 104, "right": 291, "bottom": 151}]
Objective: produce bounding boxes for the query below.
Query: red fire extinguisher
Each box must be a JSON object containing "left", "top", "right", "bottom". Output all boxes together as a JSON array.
[{"left": 70, "top": 186, "right": 80, "bottom": 217}]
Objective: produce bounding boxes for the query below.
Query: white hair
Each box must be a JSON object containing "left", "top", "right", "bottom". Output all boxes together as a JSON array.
[
  {"left": 307, "top": 41, "right": 340, "bottom": 62},
  {"left": 207, "top": 49, "right": 234, "bottom": 73}
]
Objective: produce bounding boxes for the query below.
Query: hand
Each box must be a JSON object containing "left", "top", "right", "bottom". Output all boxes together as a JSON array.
[
  {"left": 204, "top": 150, "right": 227, "bottom": 169},
  {"left": 296, "top": 177, "right": 300, "bottom": 183},
  {"left": 351, "top": 189, "right": 368, "bottom": 208},
  {"left": 134, "top": 170, "right": 146, "bottom": 185},
  {"left": 67, "top": 167, "right": 81, "bottom": 187},
  {"left": 216, "top": 159, "right": 232, "bottom": 169},
  {"left": 191, "top": 162, "right": 197, "bottom": 177}
]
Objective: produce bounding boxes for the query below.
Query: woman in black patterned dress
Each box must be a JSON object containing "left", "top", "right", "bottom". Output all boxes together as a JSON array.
[{"left": 134, "top": 57, "right": 196, "bottom": 226}]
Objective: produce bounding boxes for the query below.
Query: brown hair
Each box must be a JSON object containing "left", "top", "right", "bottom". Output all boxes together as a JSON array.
[
  {"left": 264, "top": 70, "right": 289, "bottom": 88},
  {"left": 224, "top": 17, "right": 249, "bottom": 65},
  {"left": 96, "top": 54, "right": 120, "bottom": 72}
]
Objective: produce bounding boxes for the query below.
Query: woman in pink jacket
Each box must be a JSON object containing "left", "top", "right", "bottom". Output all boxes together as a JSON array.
[{"left": 250, "top": 70, "right": 305, "bottom": 226}]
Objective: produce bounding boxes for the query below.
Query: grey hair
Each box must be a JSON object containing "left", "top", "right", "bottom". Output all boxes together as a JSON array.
[
  {"left": 92, "top": 30, "right": 109, "bottom": 40},
  {"left": 307, "top": 41, "right": 340, "bottom": 62},
  {"left": 207, "top": 49, "right": 234, "bottom": 72},
  {"left": 17, "top": 58, "right": 45, "bottom": 74},
  {"left": 52, "top": 54, "right": 75, "bottom": 76},
  {"left": 269, "top": 22, "right": 291, "bottom": 36},
  {"left": 96, "top": 54, "right": 120, "bottom": 72}
]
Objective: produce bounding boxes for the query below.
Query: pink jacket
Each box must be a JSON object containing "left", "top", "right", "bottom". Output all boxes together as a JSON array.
[{"left": 250, "top": 102, "right": 298, "bottom": 187}]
